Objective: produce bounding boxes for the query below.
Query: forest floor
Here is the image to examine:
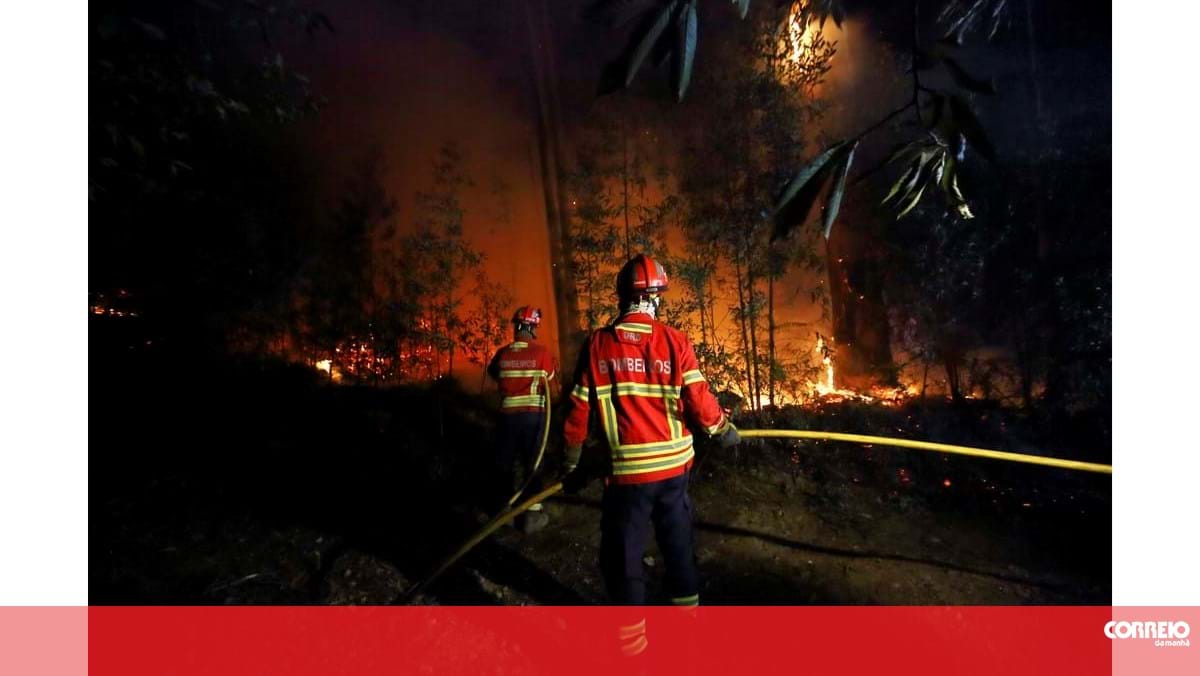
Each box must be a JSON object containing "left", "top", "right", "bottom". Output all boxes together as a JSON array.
[{"left": 91, "top": 330, "right": 1111, "bottom": 606}]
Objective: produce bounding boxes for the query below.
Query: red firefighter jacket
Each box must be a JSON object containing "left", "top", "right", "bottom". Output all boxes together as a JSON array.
[
  {"left": 487, "top": 340, "right": 558, "bottom": 414},
  {"left": 564, "top": 312, "right": 727, "bottom": 485}
]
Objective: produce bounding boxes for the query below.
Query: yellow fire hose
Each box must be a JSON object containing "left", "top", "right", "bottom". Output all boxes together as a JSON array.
[
  {"left": 738, "top": 429, "right": 1112, "bottom": 474},
  {"left": 403, "top": 375, "right": 554, "bottom": 600},
  {"left": 401, "top": 426, "right": 1111, "bottom": 600},
  {"left": 504, "top": 374, "right": 553, "bottom": 509},
  {"left": 404, "top": 481, "right": 565, "bottom": 600}
]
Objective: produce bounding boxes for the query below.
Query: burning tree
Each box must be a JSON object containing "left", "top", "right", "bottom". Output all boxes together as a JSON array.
[
  {"left": 671, "top": 2, "right": 833, "bottom": 411},
  {"left": 409, "top": 142, "right": 482, "bottom": 379}
]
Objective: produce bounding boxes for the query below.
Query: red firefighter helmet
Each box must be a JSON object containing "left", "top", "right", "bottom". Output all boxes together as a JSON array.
[
  {"left": 617, "top": 254, "right": 669, "bottom": 301},
  {"left": 512, "top": 305, "right": 542, "bottom": 330}
]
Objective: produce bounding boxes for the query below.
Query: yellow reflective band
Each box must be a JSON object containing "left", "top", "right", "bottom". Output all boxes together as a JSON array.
[
  {"left": 571, "top": 385, "right": 589, "bottom": 401},
  {"left": 682, "top": 369, "right": 705, "bottom": 385},
  {"left": 498, "top": 369, "right": 546, "bottom": 378},
  {"left": 510, "top": 341, "right": 528, "bottom": 348},
  {"left": 611, "top": 433, "right": 693, "bottom": 452},
  {"left": 597, "top": 393, "right": 621, "bottom": 449},
  {"left": 592, "top": 382, "right": 681, "bottom": 398},
  {"left": 615, "top": 322, "right": 653, "bottom": 334},
  {"left": 614, "top": 446, "right": 694, "bottom": 467},
  {"left": 620, "top": 635, "right": 648, "bottom": 657},
  {"left": 670, "top": 594, "right": 699, "bottom": 606},
  {"left": 613, "top": 382, "right": 681, "bottom": 398},
  {"left": 502, "top": 395, "right": 545, "bottom": 408},
  {"left": 612, "top": 436, "right": 693, "bottom": 459},
  {"left": 612, "top": 448, "right": 694, "bottom": 475},
  {"left": 546, "top": 370, "right": 556, "bottom": 381},
  {"left": 664, "top": 396, "right": 683, "bottom": 440}
]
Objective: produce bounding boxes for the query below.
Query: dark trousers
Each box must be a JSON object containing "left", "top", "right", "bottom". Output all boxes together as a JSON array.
[
  {"left": 600, "top": 472, "right": 700, "bottom": 605},
  {"left": 494, "top": 411, "right": 545, "bottom": 510}
]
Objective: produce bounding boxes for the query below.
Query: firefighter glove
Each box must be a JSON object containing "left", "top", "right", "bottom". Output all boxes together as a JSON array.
[
  {"left": 717, "top": 420, "right": 741, "bottom": 449},
  {"left": 564, "top": 444, "right": 582, "bottom": 474}
]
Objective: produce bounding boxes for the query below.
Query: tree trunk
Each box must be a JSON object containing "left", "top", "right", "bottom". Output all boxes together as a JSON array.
[
  {"left": 768, "top": 265, "right": 776, "bottom": 408},
  {"left": 700, "top": 276, "right": 710, "bottom": 345},
  {"left": 524, "top": 0, "right": 581, "bottom": 369},
  {"left": 746, "top": 254, "right": 762, "bottom": 411},
  {"left": 621, "top": 103, "right": 631, "bottom": 260},
  {"left": 944, "top": 353, "right": 963, "bottom": 404},
  {"left": 734, "top": 251, "right": 756, "bottom": 410},
  {"left": 446, "top": 288, "right": 455, "bottom": 378}
]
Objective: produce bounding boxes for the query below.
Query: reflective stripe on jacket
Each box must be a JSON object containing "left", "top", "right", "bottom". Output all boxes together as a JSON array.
[
  {"left": 487, "top": 341, "right": 558, "bottom": 413},
  {"left": 564, "top": 312, "right": 726, "bottom": 484}
]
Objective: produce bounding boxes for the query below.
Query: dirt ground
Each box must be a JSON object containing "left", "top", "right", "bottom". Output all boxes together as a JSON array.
[
  {"left": 90, "top": 338, "right": 1110, "bottom": 606},
  {"left": 477, "top": 439, "right": 1109, "bottom": 606}
]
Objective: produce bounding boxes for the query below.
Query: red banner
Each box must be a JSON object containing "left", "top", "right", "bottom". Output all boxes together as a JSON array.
[{"left": 6, "top": 606, "right": 1198, "bottom": 675}]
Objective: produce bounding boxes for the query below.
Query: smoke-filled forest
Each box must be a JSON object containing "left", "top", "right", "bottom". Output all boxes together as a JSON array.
[{"left": 91, "top": 0, "right": 1111, "bottom": 606}]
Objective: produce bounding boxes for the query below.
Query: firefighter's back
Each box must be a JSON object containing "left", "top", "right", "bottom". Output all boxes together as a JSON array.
[{"left": 491, "top": 339, "right": 554, "bottom": 414}]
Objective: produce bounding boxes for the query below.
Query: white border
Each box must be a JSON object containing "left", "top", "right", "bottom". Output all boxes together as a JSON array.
[
  {"left": 1, "top": 0, "right": 1196, "bottom": 607},
  {"left": 0, "top": 3, "right": 89, "bottom": 604},
  {"left": 1112, "top": 0, "right": 1200, "bottom": 604}
]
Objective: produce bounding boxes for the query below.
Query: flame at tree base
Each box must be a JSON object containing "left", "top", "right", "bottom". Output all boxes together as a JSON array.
[{"left": 751, "top": 335, "right": 917, "bottom": 410}]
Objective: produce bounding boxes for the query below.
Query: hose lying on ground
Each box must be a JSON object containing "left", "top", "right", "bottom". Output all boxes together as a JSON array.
[
  {"left": 403, "top": 481, "right": 565, "bottom": 601},
  {"left": 737, "top": 429, "right": 1112, "bottom": 474},
  {"left": 400, "top": 428, "right": 1111, "bottom": 600}
]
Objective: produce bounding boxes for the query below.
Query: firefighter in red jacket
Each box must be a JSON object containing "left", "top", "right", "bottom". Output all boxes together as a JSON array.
[
  {"left": 487, "top": 305, "right": 558, "bottom": 533},
  {"left": 563, "top": 254, "right": 740, "bottom": 612}
]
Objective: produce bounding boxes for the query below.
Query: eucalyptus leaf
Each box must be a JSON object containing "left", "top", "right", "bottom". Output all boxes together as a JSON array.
[
  {"left": 822, "top": 141, "right": 857, "bottom": 239},
  {"left": 882, "top": 162, "right": 918, "bottom": 205},
  {"left": 896, "top": 183, "right": 927, "bottom": 219},
  {"left": 625, "top": 1, "right": 678, "bottom": 87},
  {"left": 895, "top": 148, "right": 937, "bottom": 206},
  {"left": 674, "top": 1, "right": 698, "bottom": 101},
  {"left": 772, "top": 158, "right": 839, "bottom": 241},
  {"left": 771, "top": 141, "right": 846, "bottom": 216}
]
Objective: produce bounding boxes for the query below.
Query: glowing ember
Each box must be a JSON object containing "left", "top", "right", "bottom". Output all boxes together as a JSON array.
[
  {"left": 315, "top": 359, "right": 332, "bottom": 374},
  {"left": 90, "top": 305, "right": 137, "bottom": 318}
]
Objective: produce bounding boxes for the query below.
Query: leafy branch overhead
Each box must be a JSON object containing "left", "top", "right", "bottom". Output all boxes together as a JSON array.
[
  {"left": 937, "top": 0, "right": 1011, "bottom": 44},
  {"left": 770, "top": 0, "right": 1007, "bottom": 238},
  {"left": 592, "top": 0, "right": 846, "bottom": 100},
  {"left": 882, "top": 135, "right": 973, "bottom": 220},
  {"left": 591, "top": 0, "right": 1004, "bottom": 238}
]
